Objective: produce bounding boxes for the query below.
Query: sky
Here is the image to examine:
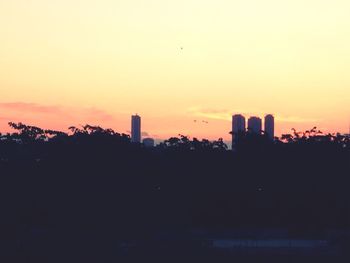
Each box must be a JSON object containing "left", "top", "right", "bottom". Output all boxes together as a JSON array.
[{"left": 0, "top": 0, "right": 349, "bottom": 140}]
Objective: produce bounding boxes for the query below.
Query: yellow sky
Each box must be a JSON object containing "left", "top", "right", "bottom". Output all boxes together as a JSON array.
[{"left": 0, "top": 0, "right": 349, "bottom": 140}]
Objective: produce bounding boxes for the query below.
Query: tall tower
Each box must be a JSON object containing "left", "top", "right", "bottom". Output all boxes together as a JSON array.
[
  {"left": 264, "top": 114, "right": 274, "bottom": 140},
  {"left": 232, "top": 114, "right": 246, "bottom": 149},
  {"left": 232, "top": 114, "right": 246, "bottom": 134},
  {"left": 131, "top": 114, "right": 141, "bottom": 143},
  {"left": 248, "top": 116, "right": 262, "bottom": 134}
]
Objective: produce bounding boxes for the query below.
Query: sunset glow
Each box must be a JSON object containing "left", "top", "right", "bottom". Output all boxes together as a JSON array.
[{"left": 1, "top": 0, "right": 349, "bottom": 140}]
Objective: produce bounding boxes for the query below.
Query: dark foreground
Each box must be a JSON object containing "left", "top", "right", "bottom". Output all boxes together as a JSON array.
[
  {"left": 3, "top": 228, "right": 350, "bottom": 262},
  {"left": 0, "top": 124, "right": 349, "bottom": 262}
]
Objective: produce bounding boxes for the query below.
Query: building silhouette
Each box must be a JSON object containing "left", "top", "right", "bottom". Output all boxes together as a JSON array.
[
  {"left": 232, "top": 114, "right": 246, "bottom": 134},
  {"left": 131, "top": 114, "right": 141, "bottom": 143},
  {"left": 264, "top": 114, "right": 275, "bottom": 140},
  {"left": 143, "top": 138, "right": 155, "bottom": 148},
  {"left": 248, "top": 116, "right": 262, "bottom": 134},
  {"left": 232, "top": 114, "right": 246, "bottom": 149}
]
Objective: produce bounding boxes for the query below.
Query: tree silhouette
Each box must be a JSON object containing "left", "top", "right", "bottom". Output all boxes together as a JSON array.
[{"left": 0, "top": 121, "right": 349, "bottom": 262}]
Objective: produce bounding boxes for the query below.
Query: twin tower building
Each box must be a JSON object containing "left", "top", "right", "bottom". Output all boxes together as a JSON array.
[{"left": 232, "top": 114, "right": 275, "bottom": 140}]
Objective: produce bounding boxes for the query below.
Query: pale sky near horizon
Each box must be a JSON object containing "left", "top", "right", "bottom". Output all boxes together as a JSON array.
[{"left": 0, "top": 0, "right": 349, "bottom": 140}]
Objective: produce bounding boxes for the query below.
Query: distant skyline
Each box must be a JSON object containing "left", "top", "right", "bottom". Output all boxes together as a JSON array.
[{"left": 1, "top": 0, "right": 349, "bottom": 140}]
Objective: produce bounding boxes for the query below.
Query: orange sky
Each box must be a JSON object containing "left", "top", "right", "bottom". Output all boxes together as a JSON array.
[{"left": 0, "top": 0, "right": 349, "bottom": 140}]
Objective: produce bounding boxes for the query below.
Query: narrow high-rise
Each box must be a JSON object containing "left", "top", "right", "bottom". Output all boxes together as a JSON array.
[
  {"left": 232, "top": 114, "right": 246, "bottom": 135},
  {"left": 264, "top": 114, "right": 275, "bottom": 140},
  {"left": 131, "top": 114, "right": 141, "bottom": 143},
  {"left": 232, "top": 114, "right": 246, "bottom": 149},
  {"left": 248, "top": 116, "right": 262, "bottom": 134}
]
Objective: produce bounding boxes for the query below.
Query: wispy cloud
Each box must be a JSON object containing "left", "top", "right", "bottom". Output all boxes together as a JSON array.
[
  {"left": 187, "top": 107, "right": 232, "bottom": 121},
  {"left": 275, "top": 116, "right": 321, "bottom": 123},
  {"left": 82, "top": 107, "right": 114, "bottom": 121},
  {"left": 0, "top": 102, "right": 62, "bottom": 115},
  {"left": 0, "top": 101, "right": 115, "bottom": 127},
  {"left": 187, "top": 106, "right": 259, "bottom": 121}
]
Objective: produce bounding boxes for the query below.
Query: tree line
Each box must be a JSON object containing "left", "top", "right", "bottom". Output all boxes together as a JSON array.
[{"left": 0, "top": 122, "right": 349, "bottom": 262}]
